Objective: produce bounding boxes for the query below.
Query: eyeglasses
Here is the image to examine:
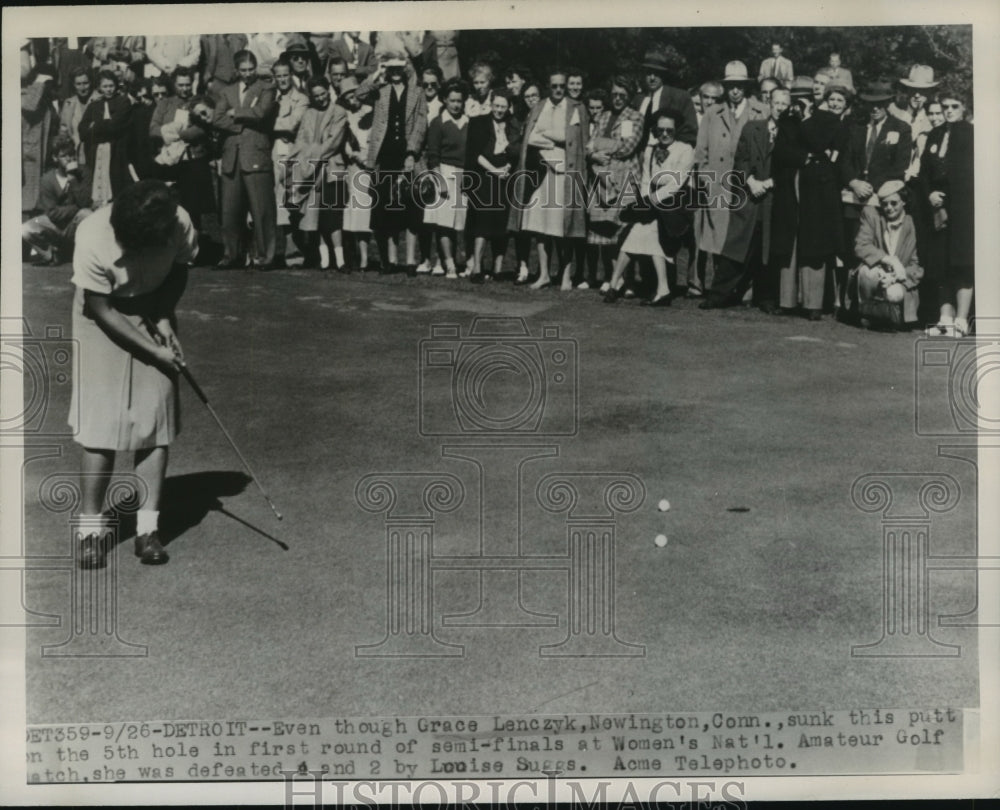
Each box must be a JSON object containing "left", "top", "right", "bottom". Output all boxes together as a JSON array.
[
  {"left": 882, "top": 199, "right": 903, "bottom": 208},
  {"left": 422, "top": 82, "right": 439, "bottom": 88},
  {"left": 330, "top": 73, "right": 346, "bottom": 79},
  {"left": 524, "top": 92, "right": 539, "bottom": 98},
  {"left": 654, "top": 127, "right": 675, "bottom": 135},
  {"left": 942, "top": 102, "right": 962, "bottom": 109}
]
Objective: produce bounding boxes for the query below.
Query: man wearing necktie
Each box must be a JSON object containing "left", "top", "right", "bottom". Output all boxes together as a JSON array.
[
  {"left": 712, "top": 87, "right": 789, "bottom": 313},
  {"left": 757, "top": 43, "right": 794, "bottom": 86},
  {"left": 214, "top": 49, "right": 278, "bottom": 270},
  {"left": 836, "top": 80, "right": 910, "bottom": 312}
]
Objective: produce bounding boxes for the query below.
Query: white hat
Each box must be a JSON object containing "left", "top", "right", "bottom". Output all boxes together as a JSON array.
[{"left": 721, "top": 61, "right": 751, "bottom": 84}]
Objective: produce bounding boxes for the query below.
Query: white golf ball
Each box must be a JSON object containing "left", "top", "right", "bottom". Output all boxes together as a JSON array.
[
  {"left": 658, "top": 499, "right": 671, "bottom": 512},
  {"left": 654, "top": 534, "right": 668, "bottom": 547}
]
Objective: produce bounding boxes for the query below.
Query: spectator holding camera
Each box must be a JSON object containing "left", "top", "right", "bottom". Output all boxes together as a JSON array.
[
  {"left": 22, "top": 136, "right": 94, "bottom": 265},
  {"left": 149, "top": 68, "right": 216, "bottom": 231}
]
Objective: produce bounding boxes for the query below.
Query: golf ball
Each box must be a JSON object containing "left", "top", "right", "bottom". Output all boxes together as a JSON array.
[
  {"left": 658, "top": 499, "right": 671, "bottom": 512},
  {"left": 655, "top": 534, "right": 668, "bottom": 547}
]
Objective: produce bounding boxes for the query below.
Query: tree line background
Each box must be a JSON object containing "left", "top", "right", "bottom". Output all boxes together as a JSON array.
[{"left": 459, "top": 26, "right": 973, "bottom": 106}]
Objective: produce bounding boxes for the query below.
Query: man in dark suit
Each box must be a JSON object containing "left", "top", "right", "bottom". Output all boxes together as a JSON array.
[
  {"left": 635, "top": 46, "right": 699, "bottom": 148},
  {"left": 837, "top": 80, "right": 912, "bottom": 312},
  {"left": 214, "top": 49, "right": 278, "bottom": 270},
  {"left": 712, "top": 88, "right": 787, "bottom": 312}
]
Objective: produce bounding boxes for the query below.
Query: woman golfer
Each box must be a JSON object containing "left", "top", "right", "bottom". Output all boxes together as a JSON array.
[{"left": 70, "top": 180, "right": 197, "bottom": 568}]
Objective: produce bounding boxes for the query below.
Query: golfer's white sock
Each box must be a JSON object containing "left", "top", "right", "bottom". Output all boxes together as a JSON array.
[
  {"left": 137, "top": 509, "right": 159, "bottom": 536},
  {"left": 334, "top": 247, "right": 345, "bottom": 267}
]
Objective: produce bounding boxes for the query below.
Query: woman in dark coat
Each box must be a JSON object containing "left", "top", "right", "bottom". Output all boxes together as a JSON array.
[
  {"left": 772, "top": 105, "right": 808, "bottom": 313},
  {"left": 465, "top": 88, "right": 521, "bottom": 279},
  {"left": 793, "top": 101, "right": 848, "bottom": 319},
  {"left": 921, "top": 92, "right": 974, "bottom": 336},
  {"left": 79, "top": 69, "right": 133, "bottom": 206}
]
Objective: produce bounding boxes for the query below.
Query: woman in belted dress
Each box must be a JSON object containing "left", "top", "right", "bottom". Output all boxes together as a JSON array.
[{"left": 69, "top": 180, "right": 197, "bottom": 569}]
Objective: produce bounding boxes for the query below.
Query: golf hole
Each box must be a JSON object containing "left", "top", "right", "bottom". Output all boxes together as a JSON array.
[{"left": 727, "top": 507, "right": 750, "bottom": 513}]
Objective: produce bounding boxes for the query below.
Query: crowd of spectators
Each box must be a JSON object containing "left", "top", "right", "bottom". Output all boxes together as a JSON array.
[{"left": 21, "top": 32, "right": 974, "bottom": 334}]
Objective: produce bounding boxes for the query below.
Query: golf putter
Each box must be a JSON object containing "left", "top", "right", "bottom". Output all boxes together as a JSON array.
[{"left": 143, "top": 318, "right": 284, "bottom": 521}]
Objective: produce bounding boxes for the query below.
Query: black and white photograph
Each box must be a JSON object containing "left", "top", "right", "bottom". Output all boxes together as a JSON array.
[{"left": 2, "top": 1, "right": 998, "bottom": 804}]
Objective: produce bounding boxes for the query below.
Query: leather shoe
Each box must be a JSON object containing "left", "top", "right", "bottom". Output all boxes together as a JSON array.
[
  {"left": 603, "top": 288, "right": 621, "bottom": 304},
  {"left": 134, "top": 531, "right": 169, "bottom": 565},
  {"left": 77, "top": 532, "right": 107, "bottom": 570}
]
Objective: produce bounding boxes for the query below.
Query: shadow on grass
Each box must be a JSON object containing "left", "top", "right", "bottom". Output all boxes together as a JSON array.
[{"left": 110, "top": 470, "right": 287, "bottom": 550}]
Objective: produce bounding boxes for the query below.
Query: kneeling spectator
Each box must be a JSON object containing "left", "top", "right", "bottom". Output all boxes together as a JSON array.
[
  {"left": 22, "top": 137, "right": 93, "bottom": 265},
  {"left": 852, "top": 179, "right": 922, "bottom": 329}
]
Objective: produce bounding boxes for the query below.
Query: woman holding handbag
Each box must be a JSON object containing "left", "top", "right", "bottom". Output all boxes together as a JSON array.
[{"left": 603, "top": 111, "right": 694, "bottom": 307}]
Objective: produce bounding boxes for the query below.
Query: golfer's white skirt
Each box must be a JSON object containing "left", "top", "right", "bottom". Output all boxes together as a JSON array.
[{"left": 423, "top": 163, "right": 467, "bottom": 231}]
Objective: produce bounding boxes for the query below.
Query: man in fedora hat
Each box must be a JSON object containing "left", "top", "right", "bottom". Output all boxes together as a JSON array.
[
  {"left": 636, "top": 45, "right": 698, "bottom": 148},
  {"left": 757, "top": 43, "right": 794, "bottom": 87},
  {"left": 890, "top": 65, "right": 938, "bottom": 179},
  {"left": 836, "top": 79, "right": 911, "bottom": 313},
  {"left": 696, "top": 60, "right": 768, "bottom": 308}
]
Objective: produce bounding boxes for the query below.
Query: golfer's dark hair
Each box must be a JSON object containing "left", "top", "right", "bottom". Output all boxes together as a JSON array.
[
  {"left": 70, "top": 66, "right": 90, "bottom": 83},
  {"left": 111, "top": 180, "right": 178, "bottom": 251},
  {"left": 173, "top": 66, "right": 195, "bottom": 82},
  {"left": 327, "top": 56, "right": 348, "bottom": 73},
  {"left": 233, "top": 48, "right": 257, "bottom": 69},
  {"left": 490, "top": 87, "right": 512, "bottom": 104}
]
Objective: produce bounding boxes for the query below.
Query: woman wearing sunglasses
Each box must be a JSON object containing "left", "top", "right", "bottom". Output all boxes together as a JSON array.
[
  {"left": 604, "top": 111, "right": 694, "bottom": 307},
  {"left": 921, "top": 92, "right": 974, "bottom": 336}
]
